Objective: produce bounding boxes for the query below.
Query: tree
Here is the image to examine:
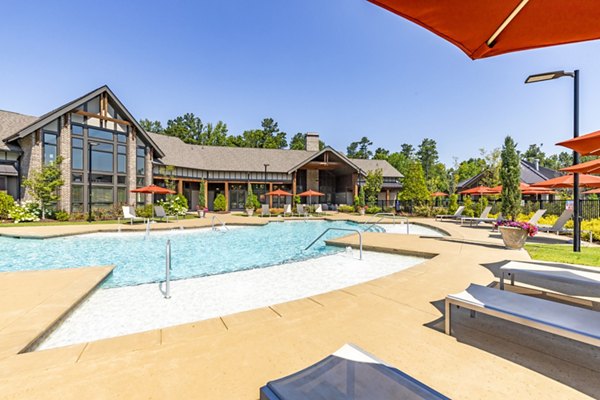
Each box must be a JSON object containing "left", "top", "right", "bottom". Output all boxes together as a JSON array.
[
  {"left": 346, "top": 137, "right": 373, "bottom": 159},
  {"left": 201, "top": 121, "right": 229, "bottom": 146},
  {"left": 387, "top": 152, "right": 412, "bottom": 177},
  {"left": 500, "top": 136, "right": 521, "bottom": 220},
  {"left": 456, "top": 158, "right": 486, "bottom": 183},
  {"left": 157, "top": 165, "right": 177, "bottom": 192},
  {"left": 364, "top": 168, "right": 383, "bottom": 206},
  {"left": 230, "top": 118, "right": 288, "bottom": 149},
  {"left": 400, "top": 143, "right": 415, "bottom": 159},
  {"left": 522, "top": 144, "right": 546, "bottom": 164},
  {"left": 139, "top": 119, "right": 164, "bottom": 133},
  {"left": 373, "top": 147, "right": 390, "bottom": 160},
  {"left": 22, "top": 156, "right": 64, "bottom": 219},
  {"left": 198, "top": 180, "right": 206, "bottom": 208},
  {"left": 289, "top": 133, "right": 305, "bottom": 150},
  {"left": 479, "top": 147, "right": 502, "bottom": 188},
  {"left": 416, "top": 138, "right": 439, "bottom": 182},
  {"left": 163, "top": 113, "right": 205, "bottom": 144},
  {"left": 398, "top": 162, "right": 429, "bottom": 202}
]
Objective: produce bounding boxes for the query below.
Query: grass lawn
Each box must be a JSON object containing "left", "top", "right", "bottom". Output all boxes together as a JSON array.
[{"left": 525, "top": 244, "right": 600, "bottom": 267}]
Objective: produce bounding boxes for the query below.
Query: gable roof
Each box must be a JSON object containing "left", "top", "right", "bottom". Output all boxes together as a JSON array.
[
  {"left": 285, "top": 146, "right": 365, "bottom": 175},
  {"left": 457, "top": 159, "right": 563, "bottom": 190},
  {"left": 4, "top": 86, "right": 164, "bottom": 158},
  {"left": 0, "top": 110, "right": 39, "bottom": 151},
  {"left": 149, "top": 132, "right": 403, "bottom": 178}
]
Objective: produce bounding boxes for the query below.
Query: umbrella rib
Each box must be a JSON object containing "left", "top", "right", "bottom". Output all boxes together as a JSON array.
[{"left": 486, "top": 0, "right": 530, "bottom": 47}]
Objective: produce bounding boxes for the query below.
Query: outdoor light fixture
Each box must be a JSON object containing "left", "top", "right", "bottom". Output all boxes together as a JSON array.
[
  {"left": 88, "top": 141, "right": 100, "bottom": 223},
  {"left": 525, "top": 69, "right": 581, "bottom": 252},
  {"left": 524, "top": 70, "right": 573, "bottom": 84}
]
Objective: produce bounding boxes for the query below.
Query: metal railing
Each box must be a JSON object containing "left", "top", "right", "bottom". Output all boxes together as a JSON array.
[
  {"left": 211, "top": 215, "right": 229, "bottom": 231},
  {"left": 305, "top": 228, "right": 363, "bottom": 260},
  {"left": 164, "top": 240, "right": 172, "bottom": 299},
  {"left": 363, "top": 213, "right": 409, "bottom": 234},
  {"left": 144, "top": 219, "right": 151, "bottom": 239}
]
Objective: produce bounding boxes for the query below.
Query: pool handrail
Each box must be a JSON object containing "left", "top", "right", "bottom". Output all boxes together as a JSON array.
[
  {"left": 164, "top": 239, "right": 172, "bottom": 299},
  {"left": 305, "top": 228, "right": 363, "bottom": 260},
  {"left": 363, "top": 213, "right": 409, "bottom": 234},
  {"left": 211, "top": 215, "right": 229, "bottom": 231}
]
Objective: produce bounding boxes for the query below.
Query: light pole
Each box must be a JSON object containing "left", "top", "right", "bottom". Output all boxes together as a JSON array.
[
  {"left": 263, "top": 163, "right": 269, "bottom": 204},
  {"left": 525, "top": 70, "right": 581, "bottom": 252},
  {"left": 88, "top": 141, "right": 100, "bottom": 222}
]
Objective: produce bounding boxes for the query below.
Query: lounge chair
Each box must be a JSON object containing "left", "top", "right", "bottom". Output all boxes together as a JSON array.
[
  {"left": 435, "top": 205, "right": 465, "bottom": 222},
  {"left": 261, "top": 204, "right": 271, "bottom": 217},
  {"left": 499, "top": 260, "right": 600, "bottom": 291},
  {"left": 537, "top": 209, "right": 573, "bottom": 235},
  {"left": 283, "top": 204, "right": 292, "bottom": 217},
  {"left": 296, "top": 204, "right": 308, "bottom": 217},
  {"left": 528, "top": 209, "right": 547, "bottom": 225},
  {"left": 445, "top": 283, "right": 600, "bottom": 347},
  {"left": 153, "top": 205, "right": 177, "bottom": 223},
  {"left": 260, "top": 343, "right": 449, "bottom": 400},
  {"left": 122, "top": 206, "right": 146, "bottom": 225},
  {"left": 315, "top": 204, "right": 323, "bottom": 215},
  {"left": 460, "top": 206, "right": 492, "bottom": 226}
]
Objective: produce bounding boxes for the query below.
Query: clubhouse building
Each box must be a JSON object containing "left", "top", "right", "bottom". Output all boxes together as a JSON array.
[{"left": 0, "top": 86, "right": 402, "bottom": 212}]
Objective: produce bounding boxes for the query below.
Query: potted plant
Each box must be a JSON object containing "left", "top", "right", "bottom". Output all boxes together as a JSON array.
[
  {"left": 495, "top": 220, "right": 538, "bottom": 249},
  {"left": 196, "top": 205, "right": 207, "bottom": 218},
  {"left": 355, "top": 186, "right": 366, "bottom": 215},
  {"left": 245, "top": 183, "right": 257, "bottom": 216}
]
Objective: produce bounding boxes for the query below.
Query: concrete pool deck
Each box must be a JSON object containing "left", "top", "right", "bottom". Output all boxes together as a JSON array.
[{"left": 0, "top": 217, "right": 598, "bottom": 399}]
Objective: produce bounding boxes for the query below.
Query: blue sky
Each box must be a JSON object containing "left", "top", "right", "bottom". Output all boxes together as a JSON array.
[{"left": 2, "top": 0, "right": 600, "bottom": 165}]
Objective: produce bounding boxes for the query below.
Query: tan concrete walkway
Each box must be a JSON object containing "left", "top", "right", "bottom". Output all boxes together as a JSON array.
[{"left": 0, "top": 218, "right": 598, "bottom": 399}]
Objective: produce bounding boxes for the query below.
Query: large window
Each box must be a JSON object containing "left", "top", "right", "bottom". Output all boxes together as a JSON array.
[
  {"left": 43, "top": 132, "right": 58, "bottom": 164},
  {"left": 72, "top": 138, "right": 83, "bottom": 170},
  {"left": 0, "top": 176, "right": 6, "bottom": 192},
  {"left": 91, "top": 142, "right": 114, "bottom": 172},
  {"left": 136, "top": 146, "right": 145, "bottom": 175}
]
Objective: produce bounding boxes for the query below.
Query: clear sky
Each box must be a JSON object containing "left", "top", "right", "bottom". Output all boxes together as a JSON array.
[{"left": 2, "top": 0, "right": 600, "bottom": 165}]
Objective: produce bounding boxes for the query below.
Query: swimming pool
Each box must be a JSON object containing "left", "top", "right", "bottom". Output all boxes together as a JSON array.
[{"left": 0, "top": 220, "right": 443, "bottom": 288}]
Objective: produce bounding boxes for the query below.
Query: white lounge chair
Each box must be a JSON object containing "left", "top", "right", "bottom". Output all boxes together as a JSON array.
[
  {"left": 445, "top": 284, "right": 600, "bottom": 347},
  {"left": 435, "top": 206, "right": 465, "bottom": 222},
  {"left": 283, "top": 204, "right": 292, "bottom": 217},
  {"left": 153, "top": 205, "right": 177, "bottom": 223},
  {"left": 261, "top": 204, "right": 271, "bottom": 217},
  {"left": 499, "top": 260, "right": 600, "bottom": 291},
  {"left": 537, "top": 209, "right": 573, "bottom": 234},
  {"left": 460, "top": 206, "right": 493, "bottom": 226},
  {"left": 315, "top": 204, "right": 323, "bottom": 215},
  {"left": 528, "top": 209, "right": 547, "bottom": 225},
  {"left": 296, "top": 204, "right": 308, "bottom": 217},
  {"left": 122, "top": 206, "right": 145, "bottom": 225}
]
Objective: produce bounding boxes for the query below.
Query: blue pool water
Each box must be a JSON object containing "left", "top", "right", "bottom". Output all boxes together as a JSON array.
[{"left": 0, "top": 221, "right": 389, "bottom": 288}]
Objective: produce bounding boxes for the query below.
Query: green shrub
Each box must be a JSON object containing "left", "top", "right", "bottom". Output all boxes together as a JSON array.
[
  {"left": 213, "top": 194, "right": 227, "bottom": 212},
  {"left": 463, "top": 195, "right": 475, "bottom": 217},
  {"left": 135, "top": 204, "right": 154, "bottom": 218},
  {"left": 0, "top": 192, "right": 15, "bottom": 220},
  {"left": 159, "top": 194, "right": 188, "bottom": 216},
  {"left": 365, "top": 206, "right": 382, "bottom": 214},
  {"left": 383, "top": 206, "right": 395, "bottom": 214},
  {"left": 338, "top": 205, "right": 355, "bottom": 213},
  {"left": 448, "top": 194, "right": 458, "bottom": 214},
  {"left": 69, "top": 212, "right": 86, "bottom": 221},
  {"left": 8, "top": 201, "right": 40, "bottom": 223},
  {"left": 55, "top": 210, "right": 70, "bottom": 221}
]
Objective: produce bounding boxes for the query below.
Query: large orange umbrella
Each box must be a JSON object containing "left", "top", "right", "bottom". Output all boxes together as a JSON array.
[
  {"left": 459, "top": 186, "right": 494, "bottom": 195},
  {"left": 560, "top": 158, "right": 600, "bottom": 174},
  {"left": 298, "top": 189, "right": 325, "bottom": 205},
  {"left": 556, "top": 130, "right": 600, "bottom": 156},
  {"left": 368, "top": 1, "right": 600, "bottom": 59},
  {"left": 530, "top": 174, "right": 600, "bottom": 188},
  {"left": 582, "top": 188, "right": 600, "bottom": 195},
  {"left": 130, "top": 184, "right": 176, "bottom": 195},
  {"left": 266, "top": 189, "right": 293, "bottom": 207}
]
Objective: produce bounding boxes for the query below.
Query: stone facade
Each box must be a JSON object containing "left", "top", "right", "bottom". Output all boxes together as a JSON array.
[
  {"left": 58, "top": 115, "right": 71, "bottom": 211},
  {"left": 127, "top": 127, "right": 138, "bottom": 206},
  {"left": 17, "top": 132, "right": 42, "bottom": 202},
  {"left": 145, "top": 147, "right": 153, "bottom": 204}
]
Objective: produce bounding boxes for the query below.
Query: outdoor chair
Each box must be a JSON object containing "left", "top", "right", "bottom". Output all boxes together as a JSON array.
[
  {"left": 435, "top": 206, "right": 465, "bottom": 222},
  {"left": 122, "top": 206, "right": 146, "bottom": 225},
  {"left": 445, "top": 284, "right": 600, "bottom": 347},
  {"left": 260, "top": 343, "right": 449, "bottom": 400},
  {"left": 261, "top": 204, "right": 271, "bottom": 217},
  {"left": 528, "top": 209, "right": 547, "bottom": 225},
  {"left": 153, "top": 205, "right": 177, "bottom": 223},
  {"left": 315, "top": 204, "right": 323, "bottom": 215},
  {"left": 537, "top": 209, "right": 573, "bottom": 234},
  {"left": 460, "top": 206, "right": 493, "bottom": 226},
  {"left": 283, "top": 204, "right": 293, "bottom": 217},
  {"left": 296, "top": 204, "right": 308, "bottom": 217}
]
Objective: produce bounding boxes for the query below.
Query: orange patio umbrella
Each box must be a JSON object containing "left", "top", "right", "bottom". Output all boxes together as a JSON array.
[
  {"left": 430, "top": 192, "right": 448, "bottom": 197},
  {"left": 368, "top": 1, "right": 600, "bottom": 60},
  {"left": 530, "top": 174, "right": 600, "bottom": 189},
  {"left": 459, "top": 186, "right": 494, "bottom": 195},
  {"left": 130, "top": 184, "right": 176, "bottom": 195},
  {"left": 266, "top": 189, "right": 293, "bottom": 206},
  {"left": 556, "top": 130, "right": 600, "bottom": 156},
  {"left": 582, "top": 188, "right": 600, "bottom": 195},
  {"left": 298, "top": 189, "right": 325, "bottom": 205},
  {"left": 559, "top": 158, "right": 600, "bottom": 174}
]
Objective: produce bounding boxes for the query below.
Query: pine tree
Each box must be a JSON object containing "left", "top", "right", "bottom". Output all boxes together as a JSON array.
[
  {"left": 500, "top": 136, "right": 521, "bottom": 220},
  {"left": 398, "top": 162, "right": 430, "bottom": 202}
]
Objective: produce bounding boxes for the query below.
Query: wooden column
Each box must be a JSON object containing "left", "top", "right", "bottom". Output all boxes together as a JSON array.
[
  {"left": 224, "top": 182, "right": 229, "bottom": 211},
  {"left": 292, "top": 171, "right": 297, "bottom": 196},
  {"left": 352, "top": 173, "right": 358, "bottom": 197},
  {"left": 177, "top": 179, "right": 183, "bottom": 195},
  {"left": 386, "top": 189, "right": 390, "bottom": 202},
  {"left": 269, "top": 183, "right": 273, "bottom": 208},
  {"left": 203, "top": 181, "right": 208, "bottom": 208}
]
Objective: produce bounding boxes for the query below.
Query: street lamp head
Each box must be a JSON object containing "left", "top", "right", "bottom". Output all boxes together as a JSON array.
[
  {"left": 89, "top": 141, "right": 101, "bottom": 147},
  {"left": 525, "top": 70, "right": 574, "bottom": 84}
]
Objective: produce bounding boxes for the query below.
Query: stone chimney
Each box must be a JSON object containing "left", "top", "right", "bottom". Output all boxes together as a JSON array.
[{"left": 305, "top": 133, "right": 320, "bottom": 151}]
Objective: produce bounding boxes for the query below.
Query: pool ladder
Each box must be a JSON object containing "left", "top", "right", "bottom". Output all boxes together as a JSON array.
[
  {"left": 305, "top": 228, "right": 363, "bottom": 260},
  {"left": 363, "top": 213, "right": 409, "bottom": 234},
  {"left": 211, "top": 215, "right": 229, "bottom": 231},
  {"left": 164, "top": 239, "right": 172, "bottom": 299}
]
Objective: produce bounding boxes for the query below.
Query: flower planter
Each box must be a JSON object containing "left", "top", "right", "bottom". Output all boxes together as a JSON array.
[
  {"left": 498, "top": 226, "right": 528, "bottom": 250},
  {"left": 246, "top": 208, "right": 254, "bottom": 217},
  {"left": 359, "top": 208, "right": 366, "bottom": 216},
  {"left": 197, "top": 210, "right": 205, "bottom": 218}
]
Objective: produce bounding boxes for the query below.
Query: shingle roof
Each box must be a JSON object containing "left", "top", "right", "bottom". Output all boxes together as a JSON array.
[
  {"left": 149, "top": 132, "right": 402, "bottom": 177},
  {"left": 457, "top": 160, "right": 563, "bottom": 190},
  {"left": 0, "top": 110, "right": 38, "bottom": 151}
]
